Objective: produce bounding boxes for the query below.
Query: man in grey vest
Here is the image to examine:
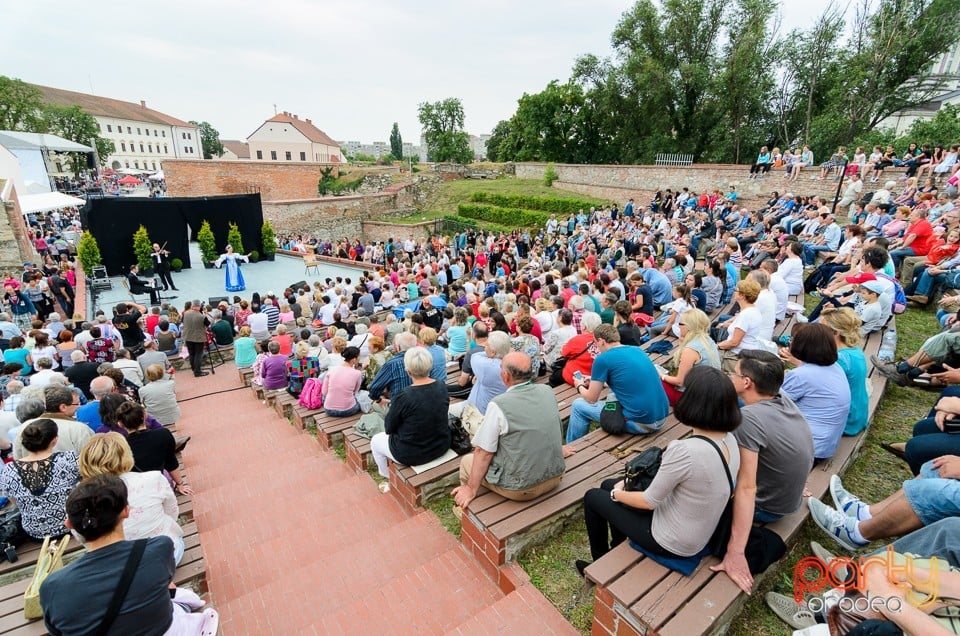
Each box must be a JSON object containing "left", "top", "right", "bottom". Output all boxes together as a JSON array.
[
  {"left": 181, "top": 300, "right": 209, "bottom": 377},
  {"left": 452, "top": 352, "right": 566, "bottom": 512}
]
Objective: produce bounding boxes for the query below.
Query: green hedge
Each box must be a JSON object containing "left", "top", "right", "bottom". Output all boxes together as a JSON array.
[
  {"left": 457, "top": 204, "right": 550, "bottom": 228},
  {"left": 442, "top": 214, "right": 512, "bottom": 234},
  {"left": 469, "top": 192, "right": 602, "bottom": 215}
]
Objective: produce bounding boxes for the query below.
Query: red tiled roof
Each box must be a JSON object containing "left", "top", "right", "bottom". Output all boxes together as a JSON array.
[
  {"left": 29, "top": 83, "right": 196, "bottom": 128},
  {"left": 255, "top": 113, "right": 340, "bottom": 148},
  {"left": 220, "top": 139, "right": 250, "bottom": 159}
]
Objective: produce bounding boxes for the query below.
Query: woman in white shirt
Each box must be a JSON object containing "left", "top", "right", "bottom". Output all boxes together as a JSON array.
[
  {"left": 717, "top": 279, "right": 765, "bottom": 371},
  {"left": 778, "top": 241, "right": 805, "bottom": 296},
  {"left": 79, "top": 433, "right": 185, "bottom": 564}
]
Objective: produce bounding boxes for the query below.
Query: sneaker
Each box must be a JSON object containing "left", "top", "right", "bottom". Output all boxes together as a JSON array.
[
  {"left": 810, "top": 540, "right": 850, "bottom": 583},
  {"left": 808, "top": 498, "right": 867, "bottom": 551},
  {"left": 830, "top": 475, "right": 867, "bottom": 521},
  {"left": 765, "top": 592, "right": 817, "bottom": 630},
  {"left": 575, "top": 559, "right": 591, "bottom": 578},
  {"left": 377, "top": 482, "right": 391, "bottom": 494},
  {"left": 870, "top": 355, "right": 908, "bottom": 386}
]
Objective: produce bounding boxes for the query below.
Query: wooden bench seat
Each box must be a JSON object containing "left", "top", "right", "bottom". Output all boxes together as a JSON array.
[
  {"left": 292, "top": 405, "right": 324, "bottom": 430},
  {"left": 273, "top": 391, "right": 298, "bottom": 420},
  {"left": 237, "top": 366, "right": 254, "bottom": 386},
  {"left": 315, "top": 410, "right": 364, "bottom": 451},
  {"left": 585, "top": 320, "right": 893, "bottom": 636}
]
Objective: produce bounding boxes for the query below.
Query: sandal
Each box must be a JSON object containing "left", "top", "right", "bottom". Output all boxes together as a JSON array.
[
  {"left": 765, "top": 592, "right": 817, "bottom": 630},
  {"left": 880, "top": 441, "right": 908, "bottom": 462}
]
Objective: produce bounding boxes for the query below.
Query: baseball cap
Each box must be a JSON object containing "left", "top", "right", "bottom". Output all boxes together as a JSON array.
[
  {"left": 844, "top": 272, "right": 876, "bottom": 285},
  {"left": 859, "top": 280, "right": 885, "bottom": 294}
]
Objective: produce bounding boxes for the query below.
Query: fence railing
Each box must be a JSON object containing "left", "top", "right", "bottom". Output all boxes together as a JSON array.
[{"left": 654, "top": 153, "right": 694, "bottom": 167}]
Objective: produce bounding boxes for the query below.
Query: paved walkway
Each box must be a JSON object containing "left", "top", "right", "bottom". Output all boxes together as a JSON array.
[{"left": 175, "top": 369, "right": 577, "bottom": 635}]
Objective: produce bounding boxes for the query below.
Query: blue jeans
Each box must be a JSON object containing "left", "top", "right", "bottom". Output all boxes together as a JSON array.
[
  {"left": 325, "top": 403, "right": 360, "bottom": 417},
  {"left": 802, "top": 243, "right": 833, "bottom": 266},
  {"left": 913, "top": 268, "right": 945, "bottom": 297},
  {"left": 902, "top": 460, "right": 960, "bottom": 526},
  {"left": 889, "top": 247, "right": 917, "bottom": 269},
  {"left": 754, "top": 507, "right": 784, "bottom": 523},
  {"left": 566, "top": 398, "right": 664, "bottom": 443}
]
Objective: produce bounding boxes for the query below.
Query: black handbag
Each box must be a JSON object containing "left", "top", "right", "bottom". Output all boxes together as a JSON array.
[
  {"left": 448, "top": 415, "right": 472, "bottom": 455},
  {"left": 623, "top": 446, "right": 662, "bottom": 491},
  {"left": 548, "top": 342, "right": 592, "bottom": 387},
  {"left": 600, "top": 400, "right": 627, "bottom": 434}
]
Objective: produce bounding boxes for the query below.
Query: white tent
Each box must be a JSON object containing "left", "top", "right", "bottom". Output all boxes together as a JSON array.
[{"left": 18, "top": 191, "right": 85, "bottom": 215}]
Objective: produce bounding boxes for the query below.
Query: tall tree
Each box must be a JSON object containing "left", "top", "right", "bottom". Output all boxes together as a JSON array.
[
  {"left": 189, "top": 121, "right": 224, "bottom": 159},
  {"left": 0, "top": 76, "right": 43, "bottom": 131},
  {"left": 42, "top": 105, "right": 114, "bottom": 175},
  {"left": 389, "top": 122, "right": 403, "bottom": 160},
  {"left": 485, "top": 119, "right": 512, "bottom": 163},
  {"left": 417, "top": 98, "right": 473, "bottom": 164}
]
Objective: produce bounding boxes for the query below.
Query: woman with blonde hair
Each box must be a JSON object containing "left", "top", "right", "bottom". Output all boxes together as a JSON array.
[
  {"left": 820, "top": 307, "right": 869, "bottom": 436},
  {"left": 418, "top": 327, "right": 448, "bottom": 382},
  {"left": 659, "top": 309, "right": 721, "bottom": 405},
  {"left": 717, "top": 279, "right": 765, "bottom": 370},
  {"left": 138, "top": 364, "right": 180, "bottom": 425},
  {"left": 79, "top": 432, "right": 185, "bottom": 563},
  {"left": 363, "top": 336, "right": 392, "bottom": 387}
]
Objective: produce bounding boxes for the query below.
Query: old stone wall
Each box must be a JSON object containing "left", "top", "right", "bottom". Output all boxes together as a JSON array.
[
  {"left": 163, "top": 159, "right": 340, "bottom": 201},
  {"left": 1, "top": 186, "right": 37, "bottom": 272},
  {"left": 516, "top": 162, "right": 845, "bottom": 206},
  {"left": 361, "top": 220, "right": 438, "bottom": 244}
]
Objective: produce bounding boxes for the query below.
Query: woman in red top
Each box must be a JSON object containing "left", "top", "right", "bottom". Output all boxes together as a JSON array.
[{"left": 559, "top": 312, "right": 601, "bottom": 386}]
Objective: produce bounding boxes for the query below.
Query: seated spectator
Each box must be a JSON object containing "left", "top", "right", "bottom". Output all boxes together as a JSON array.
[
  {"left": 578, "top": 366, "right": 741, "bottom": 574},
  {"left": 0, "top": 418, "right": 80, "bottom": 539},
  {"left": 100, "top": 364, "right": 140, "bottom": 402},
  {"left": 30, "top": 357, "right": 58, "bottom": 388},
  {"left": 544, "top": 308, "right": 576, "bottom": 367},
  {"left": 820, "top": 307, "right": 869, "bottom": 437},
  {"left": 779, "top": 323, "right": 851, "bottom": 461},
  {"left": 717, "top": 279, "right": 767, "bottom": 370},
  {"left": 79, "top": 433, "right": 185, "bottom": 564},
  {"left": 209, "top": 309, "right": 234, "bottom": 346},
  {"left": 559, "top": 312, "right": 602, "bottom": 386},
  {"left": 76, "top": 376, "right": 116, "bottom": 431},
  {"left": 510, "top": 316, "right": 541, "bottom": 376},
  {"left": 418, "top": 327, "right": 448, "bottom": 382},
  {"left": 613, "top": 301, "right": 644, "bottom": 347},
  {"left": 137, "top": 340, "right": 172, "bottom": 380},
  {"left": 65, "top": 350, "right": 100, "bottom": 399},
  {"left": 259, "top": 341, "right": 287, "bottom": 392},
  {"left": 362, "top": 336, "right": 391, "bottom": 389},
  {"left": 445, "top": 307, "right": 472, "bottom": 360},
  {"left": 31, "top": 331, "right": 58, "bottom": 371},
  {"left": 452, "top": 352, "right": 565, "bottom": 513},
  {"left": 113, "top": 348, "right": 144, "bottom": 387},
  {"left": 271, "top": 324, "right": 293, "bottom": 356},
  {"left": 234, "top": 326, "right": 257, "bottom": 369},
  {"left": 659, "top": 309, "right": 721, "bottom": 405},
  {"left": 568, "top": 324, "right": 669, "bottom": 444},
  {"left": 713, "top": 351, "right": 813, "bottom": 592},
  {"left": 116, "top": 401, "right": 191, "bottom": 495},
  {"left": 13, "top": 385, "right": 92, "bottom": 459},
  {"left": 3, "top": 336, "right": 32, "bottom": 377},
  {"left": 285, "top": 341, "right": 319, "bottom": 397},
  {"left": 370, "top": 347, "right": 451, "bottom": 488},
  {"left": 348, "top": 323, "right": 372, "bottom": 364},
  {"left": 55, "top": 330, "right": 78, "bottom": 370},
  {"left": 138, "top": 364, "right": 180, "bottom": 426},
  {"left": 321, "top": 346, "right": 362, "bottom": 416},
  {"left": 153, "top": 320, "right": 178, "bottom": 356},
  {"left": 451, "top": 330, "right": 511, "bottom": 416},
  {"left": 39, "top": 475, "right": 218, "bottom": 635}
]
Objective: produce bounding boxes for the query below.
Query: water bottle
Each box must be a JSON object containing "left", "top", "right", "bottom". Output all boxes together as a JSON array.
[{"left": 878, "top": 329, "right": 897, "bottom": 362}]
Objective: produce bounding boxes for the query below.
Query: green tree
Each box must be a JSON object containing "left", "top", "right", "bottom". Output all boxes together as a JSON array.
[
  {"left": 485, "top": 119, "right": 512, "bottom": 162},
  {"left": 417, "top": 98, "right": 473, "bottom": 164},
  {"left": 197, "top": 221, "right": 218, "bottom": 263},
  {"left": 42, "top": 104, "right": 115, "bottom": 174},
  {"left": 132, "top": 225, "right": 153, "bottom": 271},
  {"left": 260, "top": 220, "right": 276, "bottom": 257},
  {"left": 389, "top": 122, "right": 403, "bottom": 160},
  {"left": 901, "top": 104, "right": 960, "bottom": 148},
  {"left": 76, "top": 231, "right": 102, "bottom": 274},
  {"left": 226, "top": 223, "right": 244, "bottom": 255},
  {"left": 189, "top": 121, "right": 225, "bottom": 159},
  {"left": 318, "top": 166, "right": 337, "bottom": 194},
  {"left": 0, "top": 76, "right": 43, "bottom": 131}
]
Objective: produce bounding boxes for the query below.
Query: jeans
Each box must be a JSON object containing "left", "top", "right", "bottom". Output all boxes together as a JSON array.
[
  {"left": 754, "top": 507, "right": 784, "bottom": 524},
  {"left": 901, "top": 461, "right": 960, "bottom": 526},
  {"left": 912, "top": 268, "right": 945, "bottom": 298},
  {"left": 889, "top": 247, "right": 917, "bottom": 269},
  {"left": 802, "top": 243, "right": 834, "bottom": 266},
  {"left": 325, "top": 403, "right": 359, "bottom": 418},
  {"left": 566, "top": 398, "right": 664, "bottom": 443},
  {"left": 905, "top": 387, "right": 960, "bottom": 475},
  {"left": 886, "top": 516, "right": 960, "bottom": 567}
]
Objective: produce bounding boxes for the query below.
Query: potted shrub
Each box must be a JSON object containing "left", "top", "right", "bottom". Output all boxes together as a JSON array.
[
  {"left": 226, "top": 223, "right": 244, "bottom": 255},
  {"left": 198, "top": 220, "right": 218, "bottom": 268},
  {"left": 249, "top": 250, "right": 259, "bottom": 263},
  {"left": 170, "top": 257, "right": 183, "bottom": 272},
  {"left": 77, "top": 231, "right": 102, "bottom": 274},
  {"left": 261, "top": 220, "right": 276, "bottom": 261},
  {"left": 132, "top": 225, "right": 154, "bottom": 275}
]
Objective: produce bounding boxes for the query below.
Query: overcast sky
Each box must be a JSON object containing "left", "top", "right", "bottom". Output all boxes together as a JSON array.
[{"left": 3, "top": 0, "right": 837, "bottom": 145}]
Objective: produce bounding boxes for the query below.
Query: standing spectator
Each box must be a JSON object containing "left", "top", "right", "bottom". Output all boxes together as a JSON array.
[
  {"left": 181, "top": 300, "right": 209, "bottom": 378},
  {"left": 112, "top": 302, "right": 147, "bottom": 357}
]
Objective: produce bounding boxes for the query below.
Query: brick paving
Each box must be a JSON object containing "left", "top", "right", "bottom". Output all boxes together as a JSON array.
[{"left": 175, "top": 369, "right": 577, "bottom": 635}]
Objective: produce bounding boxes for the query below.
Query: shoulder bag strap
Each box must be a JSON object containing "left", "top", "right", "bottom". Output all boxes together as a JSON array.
[
  {"left": 691, "top": 435, "right": 734, "bottom": 498},
  {"left": 95, "top": 539, "right": 148, "bottom": 636}
]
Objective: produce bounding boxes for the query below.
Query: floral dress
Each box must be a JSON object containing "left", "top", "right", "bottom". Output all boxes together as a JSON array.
[{"left": 0, "top": 452, "right": 79, "bottom": 539}]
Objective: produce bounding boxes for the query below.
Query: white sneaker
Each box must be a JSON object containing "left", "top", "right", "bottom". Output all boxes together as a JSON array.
[{"left": 808, "top": 497, "right": 867, "bottom": 551}]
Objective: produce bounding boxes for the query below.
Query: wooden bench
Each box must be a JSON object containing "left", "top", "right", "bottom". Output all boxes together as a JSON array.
[
  {"left": 273, "top": 391, "right": 298, "bottom": 420},
  {"left": 237, "top": 366, "right": 254, "bottom": 386},
  {"left": 585, "top": 322, "right": 892, "bottom": 636}
]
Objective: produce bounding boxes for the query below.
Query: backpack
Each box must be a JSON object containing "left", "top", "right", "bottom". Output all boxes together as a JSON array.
[
  {"left": 875, "top": 272, "right": 907, "bottom": 314},
  {"left": 298, "top": 377, "right": 324, "bottom": 410}
]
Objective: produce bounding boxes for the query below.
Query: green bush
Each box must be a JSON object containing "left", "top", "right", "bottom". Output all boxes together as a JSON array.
[
  {"left": 77, "top": 231, "right": 102, "bottom": 274},
  {"left": 261, "top": 220, "right": 276, "bottom": 256},
  {"left": 443, "top": 214, "right": 512, "bottom": 234},
  {"left": 456, "top": 204, "right": 550, "bottom": 228},
  {"left": 132, "top": 225, "right": 153, "bottom": 271},
  {"left": 170, "top": 257, "right": 183, "bottom": 271},
  {"left": 469, "top": 192, "right": 600, "bottom": 215},
  {"left": 249, "top": 250, "right": 259, "bottom": 262},
  {"left": 543, "top": 162, "right": 558, "bottom": 186},
  {"left": 197, "top": 220, "right": 218, "bottom": 263},
  {"left": 226, "top": 223, "right": 244, "bottom": 255}
]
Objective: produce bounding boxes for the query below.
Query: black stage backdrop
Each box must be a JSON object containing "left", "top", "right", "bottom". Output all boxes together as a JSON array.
[{"left": 81, "top": 194, "right": 263, "bottom": 275}]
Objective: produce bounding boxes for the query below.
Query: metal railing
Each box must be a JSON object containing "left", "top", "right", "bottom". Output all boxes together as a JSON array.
[{"left": 654, "top": 153, "right": 694, "bottom": 167}]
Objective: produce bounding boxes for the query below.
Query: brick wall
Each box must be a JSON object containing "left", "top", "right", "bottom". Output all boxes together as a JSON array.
[
  {"left": 163, "top": 159, "right": 340, "bottom": 201},
  {"left": 516, "top": 162, "right": 848, "bottom": 207},
  {"left": 2, "top": 186, "right": 37, "bottom": 272}
]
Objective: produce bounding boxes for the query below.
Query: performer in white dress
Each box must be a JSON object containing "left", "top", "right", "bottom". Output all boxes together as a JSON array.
[{"left": 212, "top": 245, "right": 250, "bottom": 292}]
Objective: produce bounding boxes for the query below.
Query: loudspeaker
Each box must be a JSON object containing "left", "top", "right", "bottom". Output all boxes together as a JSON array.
[
  {"left": 208, "top": 296, "right": 228, "bottom": 306},
  {"left": 288, "top": 280, "right": 308, "bottom": 292}
]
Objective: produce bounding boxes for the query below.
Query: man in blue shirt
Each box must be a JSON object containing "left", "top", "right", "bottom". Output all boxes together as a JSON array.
[
  {"left": 802, "top": 213, "right": 843, "bottom": 266},
  {"left": 623, "top": 198, "right": 634, "bottom": 218},
  {"left": 641, "top": 267, "right": 673, "bottom": 308},
  {"left": 368, "top": 332, "right": 418, "bottom": 404},
  {"left": 566, "top": 325, "right": 668, "bottom": 444}
]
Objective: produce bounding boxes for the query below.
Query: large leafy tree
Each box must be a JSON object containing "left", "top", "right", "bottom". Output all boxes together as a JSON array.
[
  {"left": 189, "top": 120, "right": 224, "bottom": 159},
  {"left": 389, "top": 122, "right": 403, "bottom": 160},
  {"left": 417, "top": 98, "right": 473, "bottom": 164},
  {"left": 0, "top": 76, "right": 44, "bottom": 131},
  {"left": 43, "top": 105, "right": 115, "bottom": 175}
]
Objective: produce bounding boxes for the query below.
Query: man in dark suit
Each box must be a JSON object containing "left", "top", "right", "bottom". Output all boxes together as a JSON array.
[
  {"left": 150, "top": 243, "right": 177, "bottom": 291},
  {"left": 125, "top": 265, "right": 160, "bottom": 304}
]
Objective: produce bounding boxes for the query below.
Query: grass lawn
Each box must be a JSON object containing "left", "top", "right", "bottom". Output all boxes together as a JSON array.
[{"left": 391, "top": 178, "right": 612, "bottom": 225}]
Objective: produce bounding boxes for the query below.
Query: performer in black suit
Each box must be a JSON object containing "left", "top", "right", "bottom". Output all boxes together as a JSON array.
[
  {"left": 126, "top": 264, "right": 160, "bottom": 304},
  {"left": 150, "top": 242, "right": 178, "bottom": 291}
]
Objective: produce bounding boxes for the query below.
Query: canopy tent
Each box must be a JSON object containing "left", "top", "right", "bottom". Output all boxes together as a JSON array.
[
  {"left": 117, "top": 175, "right": 143, "bottom": 185},
  {"left": 19, "top": 191, "right": 85, "bottom": 215},
  {"left": 0, "top": 131, "right": 93, "bottom": 154},
  {"left": 148, "top": 171, "right": 165, "bottom": 181}
]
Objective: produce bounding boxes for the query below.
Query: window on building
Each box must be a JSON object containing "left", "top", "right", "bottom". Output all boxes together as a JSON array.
[
  {"left": 188, "top": 133, "right": 192, "bottom": 140},
  {"left": 162, "top": 130, "right": 166, "bottom": 137},
  {"left": 152, "top": 162, "right": 157, "bottom": 170},
  {"left": 137, "top": 128, "right": 141, "bottom": 135},
  {"left": 140, "top": 144, "right": 144, "bottom": 152},
  {"left": 106, "top": 124, "right": 112, "bottom": 132},
  {"left": 154, "top": 130, "right": 158, "bottom": 136},
  {"left": 270, "top": 150, "right": 277, "bottom": 160},
  {"left": 300, "top": 152, "right": 306, "bottom": 161},
  {"left": 164, "top": 145, "right": 168, "bottom": 153},
  {"left": 120, "top": 142, "right": 126, "bottom": 151},
  {"left": 127, "top": 127, "right": 132, "bottom": 134},
  {"left": 55, "top": 161, "right": 62, "bottom": 172},
  {"left": 148, "top": 144, "right": 153, "bottom": 153},
  {"left": 134, "top": 161, "right": 139, "bottom": 169},
  {"left": 125, "top": 161, "right": 130, "bottom": 168},
  {"left": 256, "top": 150, "right": 263, "bottom": 159},
  {"left": 285, "top": 151, "right": 292, "bottom": 160}
]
